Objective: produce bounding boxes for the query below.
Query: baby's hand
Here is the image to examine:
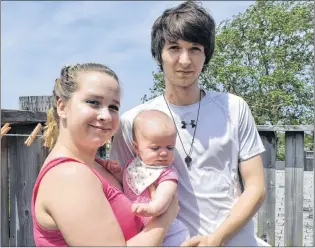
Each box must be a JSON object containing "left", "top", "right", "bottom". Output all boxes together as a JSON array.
[{"left": 132, "top": 203, "right": 159, "bottom": 217}]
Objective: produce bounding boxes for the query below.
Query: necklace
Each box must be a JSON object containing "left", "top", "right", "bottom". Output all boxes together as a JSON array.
[{"left": 163, "top": 90, "right": 202, "bottom": 168}]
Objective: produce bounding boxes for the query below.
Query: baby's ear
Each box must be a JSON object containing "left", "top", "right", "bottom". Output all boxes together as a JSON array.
[{"left": 132, "top": 140, "right": 139, "bottom": 154}]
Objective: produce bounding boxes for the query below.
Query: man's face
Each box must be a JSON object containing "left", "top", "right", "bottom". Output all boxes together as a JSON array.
[{"left": 161, "top": 39, "right": 206, "bottom": 89}]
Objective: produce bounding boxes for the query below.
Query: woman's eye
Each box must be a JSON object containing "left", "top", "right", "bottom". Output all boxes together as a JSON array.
[
  {"left": 86, "top": 100, "right": 100, "bottom": 107},
  {"left": 109, "top": 105, "right": 119, "bottom": 111},
  {"left": 192, "top": 47, "right": 201, "bottom": 51}
]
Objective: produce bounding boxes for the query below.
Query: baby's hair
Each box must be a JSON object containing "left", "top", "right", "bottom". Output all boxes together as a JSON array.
[
  {"left": 132, "top": 109, "right": 174, "bottom": 141},
  {"left": 43, "top": 63, "right": 119, "bottom": 149}
]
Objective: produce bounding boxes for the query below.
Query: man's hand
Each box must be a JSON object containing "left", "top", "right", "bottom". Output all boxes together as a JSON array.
[
  {"left": 95, "top": 158, "right": 122, "bottom": 173},
  {"left": 180, "top": 234, "right": 224, "bottom": 247}
]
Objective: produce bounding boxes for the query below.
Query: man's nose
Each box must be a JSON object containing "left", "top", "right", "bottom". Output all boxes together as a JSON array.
[{"left": 179, "top": 50, "right": 192, "bottom": 66}]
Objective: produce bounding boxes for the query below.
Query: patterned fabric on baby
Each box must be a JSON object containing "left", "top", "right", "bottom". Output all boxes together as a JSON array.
[{"left": 124, "top": 157, "right": 169, "bottom": 195}]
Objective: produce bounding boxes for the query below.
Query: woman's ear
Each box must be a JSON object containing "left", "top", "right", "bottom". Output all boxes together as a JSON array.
[{"left": 56, "top": 98, "right": 68, "bottom": 119}]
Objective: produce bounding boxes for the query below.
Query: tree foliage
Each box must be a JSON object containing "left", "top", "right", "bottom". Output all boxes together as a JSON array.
[{"left": 143, "top": 0, "right": 314, "bottom": 125}]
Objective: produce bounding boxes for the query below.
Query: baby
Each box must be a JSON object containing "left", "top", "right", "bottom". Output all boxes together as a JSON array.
[{"left": 121, "top": 109, "right": 190, "bottom": 246}]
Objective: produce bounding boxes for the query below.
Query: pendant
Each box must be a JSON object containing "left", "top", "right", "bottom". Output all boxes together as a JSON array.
[{"left": 185, "top": 156, "right": 192, "bottom": 168}]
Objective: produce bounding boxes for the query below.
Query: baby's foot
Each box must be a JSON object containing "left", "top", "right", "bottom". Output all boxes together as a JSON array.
[{"left": 132, "top": 203, "right": 158, "bottom": 217}]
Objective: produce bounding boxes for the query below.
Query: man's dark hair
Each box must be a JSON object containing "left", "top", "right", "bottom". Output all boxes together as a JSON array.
[{"left": 151, "top": 1, "right": 216, "bottom": 71}]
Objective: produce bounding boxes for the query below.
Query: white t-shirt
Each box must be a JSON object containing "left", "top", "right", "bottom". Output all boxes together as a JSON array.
[{"left": 110, "top": 90, "right": 266, "bottom": 246}]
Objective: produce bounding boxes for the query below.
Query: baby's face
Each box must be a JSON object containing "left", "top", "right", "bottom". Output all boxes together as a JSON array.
[{"left": 135, "top": 131, "right": 176, "bottom": 166}]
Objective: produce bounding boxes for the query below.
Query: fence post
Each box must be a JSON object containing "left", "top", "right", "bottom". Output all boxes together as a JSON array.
[
  {"left": 258, "top": 131, "right": 276, "bottom": 246},
  {"left": 1, "top": 135, "right": 9, "bottom": 246},
  {"left": 284, "top": 131, "right": 304, "bottom": 246},
  {"left": 19, "top": 96, "right": 52, "bottom": 112},
  {"left": 8, "top": 97, "right": 49, "bottom": 246}
]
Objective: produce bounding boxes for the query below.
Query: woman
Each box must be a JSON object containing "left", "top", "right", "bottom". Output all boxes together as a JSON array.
[{"left": 31, "top": 63, "right": 178, "bottom": 246}]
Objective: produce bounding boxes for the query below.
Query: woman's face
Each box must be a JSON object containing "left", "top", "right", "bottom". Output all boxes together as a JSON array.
[{"left": 60, "top": 71, "right": 120, "bottom": 149}]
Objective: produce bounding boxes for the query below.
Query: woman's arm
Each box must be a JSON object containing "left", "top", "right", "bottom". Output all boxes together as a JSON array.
[{"left": 39, "top": 162, "right": 177, "bottom": 246}]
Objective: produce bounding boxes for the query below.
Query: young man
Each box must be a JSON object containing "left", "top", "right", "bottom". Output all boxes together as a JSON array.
[{"left": 110, "top": 1, "right": 267, "bottom": 246}]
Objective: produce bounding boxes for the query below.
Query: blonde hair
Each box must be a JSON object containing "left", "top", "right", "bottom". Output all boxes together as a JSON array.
[{"left": 42, "top": 63, "right": 119, "bottom": 149}]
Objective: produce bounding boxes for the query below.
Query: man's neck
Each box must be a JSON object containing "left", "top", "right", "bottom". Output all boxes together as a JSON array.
[{"left": 165, "top": 84, "right": 203, "bottom": 106}]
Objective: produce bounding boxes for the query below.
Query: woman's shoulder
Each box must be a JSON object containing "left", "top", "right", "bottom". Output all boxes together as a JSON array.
[{"left": 40, "top": 157, "right": 103, "bottom": 191}]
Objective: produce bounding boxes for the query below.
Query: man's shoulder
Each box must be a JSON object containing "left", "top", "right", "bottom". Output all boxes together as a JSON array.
[
  {"left": 121, "top": 95, "right": 164, "bottom": 122},
  {"left": 205, "top": 90, "right": 246, "bottom": 108}
]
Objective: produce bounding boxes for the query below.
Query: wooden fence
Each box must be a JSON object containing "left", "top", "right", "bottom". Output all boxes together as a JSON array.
[{"left": 1, "top": 96, "right": 314, "bottom": 246}]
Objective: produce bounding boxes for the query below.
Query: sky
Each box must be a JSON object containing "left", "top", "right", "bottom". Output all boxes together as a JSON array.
[{"left": 1, "top": 0, "right": 254, "bottom": 115}]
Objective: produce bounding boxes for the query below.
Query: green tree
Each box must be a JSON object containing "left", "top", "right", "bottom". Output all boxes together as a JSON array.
[{"left": 143, "top": 0, "right": 314, "bottom": 125}]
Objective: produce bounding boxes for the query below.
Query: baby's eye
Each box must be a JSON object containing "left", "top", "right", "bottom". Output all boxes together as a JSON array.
[
  {"left": 167, "top": 146, "right": 175, "bottom": 151},
  {"left": 151, "top": 147, "right": 160, "bottom": 151}
]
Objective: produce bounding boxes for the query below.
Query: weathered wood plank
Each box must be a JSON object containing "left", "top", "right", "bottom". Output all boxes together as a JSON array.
[
  {"left": 8, "top": 125, "right": 45, "bottom": 246},
  {"left": 19, "top": 96, "right": 52, "bottom": 112},
  {"left": 257, "top": 125, "right": 314, "bottom": 132},
  {"left": 284, "top": 131, "right": 304, "bottom": 247},
  {"left": 1, "top": 110, "right": 46, "bottom": 125},
  {"left": 1, "top": 136, "right": 9, "bottom": 246},
  {"left": 257, "top": 131, "right": 276, "bottom": 246}
]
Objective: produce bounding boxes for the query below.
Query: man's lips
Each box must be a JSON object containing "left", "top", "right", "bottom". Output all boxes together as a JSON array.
[{"left": 177, "top": 70, "right": 194, "bottom": 74}]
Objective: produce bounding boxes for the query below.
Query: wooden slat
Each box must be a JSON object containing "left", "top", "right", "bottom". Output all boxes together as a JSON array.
[
  {"left": 8, "top": 125, "right": 45, "bottom": 246},
  {"left": 257, "top": 125, "right": 314, "bottom": 132},
  {"left": 1, "top": 136, "right": 9, "bottom": 246},
  {"left": 257, "top": 131, "right": 276, "bottom": 246},
  {"left": 284, "top": 131, "right": 304, "bottom": 246},
  {"left": 1, "top": 109, "right": 47, "bottom": 125}
]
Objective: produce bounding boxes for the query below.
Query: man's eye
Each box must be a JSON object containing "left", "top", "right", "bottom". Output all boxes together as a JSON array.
[
  {"left": 192, "top": 47, "right": 201, "bottom": 51},
  {"left": 86, "top": 100, "right": 100, "bottom": 106},
  {"left": 169, "top": 46, "right": 179, "bottom": 50}
]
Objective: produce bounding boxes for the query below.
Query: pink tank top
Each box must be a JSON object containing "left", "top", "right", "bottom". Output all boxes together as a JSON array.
[{"left": 31, "top": 157, "right": 144, "bottom": 246}]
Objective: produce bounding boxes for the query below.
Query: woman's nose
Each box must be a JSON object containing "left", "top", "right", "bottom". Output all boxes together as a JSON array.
[{"left": 97, "top": 108, "right": 112, "bottom": 122}]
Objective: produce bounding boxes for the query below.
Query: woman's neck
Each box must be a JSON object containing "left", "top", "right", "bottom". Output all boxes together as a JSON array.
[{"left": 52, "top": 137, "right": 97, "bottom": 167}]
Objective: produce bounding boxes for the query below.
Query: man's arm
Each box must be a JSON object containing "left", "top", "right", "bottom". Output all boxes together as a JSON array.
[
  {"left": 209, "top": 154, "right": 265, "bottom": 245},
  {"left": 182, "top": 155, "right": 265, "bottom": 247}
]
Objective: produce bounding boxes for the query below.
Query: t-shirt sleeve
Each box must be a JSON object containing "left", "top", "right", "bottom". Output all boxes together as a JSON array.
[
  {"left": 156, "top": 166, "right": 178, "bottom": 185},
  {"left": 109, "top": 116, "right": 136, "bottom": 169},
  {"left": 238, "top": 98, "right": 265, "bottom": 161}
]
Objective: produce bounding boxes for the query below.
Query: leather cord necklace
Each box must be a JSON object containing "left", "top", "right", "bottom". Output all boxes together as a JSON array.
[{"left": 163, "top": 90, "right": 202, "bottom": 168}]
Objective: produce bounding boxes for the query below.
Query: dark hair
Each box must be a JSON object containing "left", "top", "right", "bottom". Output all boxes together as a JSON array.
[{"left": 151, "top": 1, "right": 216, "bottom": 71}]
